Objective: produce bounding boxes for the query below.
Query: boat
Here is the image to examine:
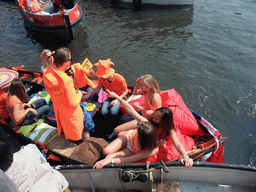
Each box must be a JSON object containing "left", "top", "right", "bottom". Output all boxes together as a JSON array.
[
  {"left": 2, "top": 67, "right": 254, "bottom": 191},
  {"left": 15, "top": 0, "right": 83, "bottom": 40},
  {"left": 1, "top": 66, "right": 225, "bottom": 163},
  {"left": 119, "top": 0, "right": 195, "bottom": 6}
]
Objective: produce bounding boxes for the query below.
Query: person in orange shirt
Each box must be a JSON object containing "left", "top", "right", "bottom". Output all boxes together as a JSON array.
[
  {"left": 65, "top": 63, "right": 96, "bottom": 91},
  {"left": 0, "top": 69, "right": 19, "bottom": 124},
  {"left": 44, "top": 47, "right": 92, "bottom": 141},
  {"left": 6, "top": 79, "right": 50, "bottom": 126},
  {"left": 83, "top": 59, "right": 128, "bottom": 117}
]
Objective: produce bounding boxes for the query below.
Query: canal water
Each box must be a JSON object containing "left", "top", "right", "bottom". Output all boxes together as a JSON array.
[{"left": 0, "top": 0, "right": 255, "bottom": 166}]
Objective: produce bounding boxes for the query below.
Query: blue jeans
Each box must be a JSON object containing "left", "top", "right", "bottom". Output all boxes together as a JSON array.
[
  {"left": 22, "top": 98, "right": 50, "bottom": 126},
  {"left": 101, "top": 97, "right": 121, "bottom": 116}
]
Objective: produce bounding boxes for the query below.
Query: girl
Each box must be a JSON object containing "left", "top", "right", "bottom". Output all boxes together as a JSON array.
[
  {"left": 6, "top": 79, "right": 50, "bottom": 126},
  {"left": 93, "top": 121, "right": 158, "bottom": 169},
  {"left": 40, "top": 49, "right": 54, "bottom": 73},
  {"left": 118, "top": 74, "right": 162, "bottom": 126},
  {"left": 106, "top": 89, "right": 194, "bottom": 168}
]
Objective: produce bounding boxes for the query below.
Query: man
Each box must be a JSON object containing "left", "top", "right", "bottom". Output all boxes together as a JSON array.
[{"left": 44, "top": 47, "right": 89, "bottom": 141}]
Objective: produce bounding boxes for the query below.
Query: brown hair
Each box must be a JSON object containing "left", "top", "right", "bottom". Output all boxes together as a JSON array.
[
  {"left": 138, "top": 121, "right": 158, "bottom": 151},
  {"left": 54, "top": 47, "right": 70, "bottom": 67},
  {"left": 9, "top": 78, "right": 29, "bottom": 103},
  {"left": 153, "top": 107, "right": 174, "bottom": 140}
]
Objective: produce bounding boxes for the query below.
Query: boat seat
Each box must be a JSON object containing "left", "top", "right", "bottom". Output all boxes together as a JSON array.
[{"left": 46, "top": 133, "right": 77, "bottom": 157}]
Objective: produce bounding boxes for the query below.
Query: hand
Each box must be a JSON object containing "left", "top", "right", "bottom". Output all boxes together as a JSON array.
[
  {"left": 134, "top": 105, "right": 144, "bottom": 112},
  {"left": 106, "top": 89, "right": 118, "bottom": 99},
  {"left": 93, "top": 158, "right": 111, "bottom": 169},
  {"left": 89, "top": 68, "right": 95, "bottom": 76},
  {"left": 180, "top": 157, "right": 193, "bottom": 168},
  {"left": 136, "top": 78, "right": 141, "bottom": 86},
  {"left": 110, "top": 99, "right": 118, "bottom": 106},
  {"left": 29, "top": 108, "right": 38, "bottom": 115}
]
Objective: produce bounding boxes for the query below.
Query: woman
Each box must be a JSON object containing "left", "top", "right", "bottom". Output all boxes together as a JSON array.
[
  {"left": 107, "top": 90, "right": 194, "bottom": 168},
  {"left": 40, "top": 49, "right": 54, "bottom": 73},
  {"left": 6, "top": 79, "right": 50, "bottom": 126},
  {"left": 93, "top": 120, "right": 159, "bottom": 169}
]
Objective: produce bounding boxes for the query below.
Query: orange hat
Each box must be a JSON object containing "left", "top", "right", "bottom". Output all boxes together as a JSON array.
[
  {"left": 94, "top": 59, "right": 115, "bottom": 78},
  {"left": 0, "top": 69, "right": 19, "bottom": 88}
]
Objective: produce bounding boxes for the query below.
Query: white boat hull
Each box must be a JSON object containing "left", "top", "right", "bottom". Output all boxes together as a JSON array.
[
  {"left": 55, "top": 162, "right": 256, "bottom": 191},
  {"left": 121, "top": 0, "right": 195, "bottom": 5}
]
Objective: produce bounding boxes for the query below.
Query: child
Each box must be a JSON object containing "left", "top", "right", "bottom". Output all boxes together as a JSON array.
[
  {"left": 119, "top": 74, "right": 162, "bottom": 124},
  {"left": 83, "top": 59, "right": 128, "bottom": 117},
  {"left": 6, "top": 79, "right": 50, "bottom": 126},
  {"left": 93, "top": 121, "right": 159, "bottom": 169}
]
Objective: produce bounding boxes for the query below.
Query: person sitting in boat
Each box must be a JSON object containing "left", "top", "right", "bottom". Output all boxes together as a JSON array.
[
  {"left": 44, "top": 47, "right": 93, "bottom": 141},
  {"left": 27, "top": 0, "right": 50, "bottom": 14},
  {"left": 6, "top": 78, "right": 50, "bottom": 126},
  {"left": 0, "top": 136, "right": 19, "bottom": 192},
  {"left": 103, "top": 90, "right": 194, "bottom": 167},
  {"left": 83, "top": 59, "right": 128, "bottom": 117},
  {"left": 119, "top": 74, "right": 162, "bottom": 124},
  {"left": 19, "top": 0, "right": 29, "bottom": 10},
  {"left": 0, "top": 69, "right": 19, "bottom": 124},
  {"left": 93, "top": 119, "right": 159, "bottom": 169},
  {"left": 65, "top": 63, "right": 96, "bottom": 93},
  {"left": 40, "top": 49, "right": 55, "bottom": 74},
  {"left": 52, "top": 0, "right": 62, "bottom": 11}
]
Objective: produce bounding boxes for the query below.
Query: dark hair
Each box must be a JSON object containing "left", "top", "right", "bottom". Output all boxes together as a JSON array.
[
  {"left": 153, "top": 107, "right": 174, "bottom": 140},
  {"left": 0, "top": 137, "right": 13, "bottom": 172},
  {"left": 9, "top": 78, "right": 29, "bottom": 103},
  {"left": 138, "top": 121, "right": 158, "bottom": 151},
  {"left": 54, "top": 47, "right": 70, "bottom": 67}
]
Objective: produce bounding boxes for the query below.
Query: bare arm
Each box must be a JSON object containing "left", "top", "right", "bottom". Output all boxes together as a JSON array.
[
  {"left": 13, "top": 104, "right": 37, "bottom": 124},
  {"left": 107, "top": 89, "right": 147, "bottom": 123},
  {"left": 82, "top": 84, "right": 103, "bottom": 100},
  {"left": 169, "top": 129, "right": 193, "bottom": 168},
  {"left": 93, "top": 147, "right": 158, "bottom": 169}
]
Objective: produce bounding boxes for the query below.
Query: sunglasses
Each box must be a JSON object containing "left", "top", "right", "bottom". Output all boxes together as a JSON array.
[{"left": 47, "top": 54, "right": 53, "bottom": 59}]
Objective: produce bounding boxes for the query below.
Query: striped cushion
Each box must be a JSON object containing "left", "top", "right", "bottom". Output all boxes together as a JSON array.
[{"left": 19, "top": 119, "right": 57, "bottom": 144}]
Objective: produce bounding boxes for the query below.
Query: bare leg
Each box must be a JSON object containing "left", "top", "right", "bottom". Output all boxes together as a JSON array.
[
  {"left": 103, "top": 131, "right": 130, "bottom": 155},
  {"left": 114, "top": 119, "right": 138, "bottom": 134}
]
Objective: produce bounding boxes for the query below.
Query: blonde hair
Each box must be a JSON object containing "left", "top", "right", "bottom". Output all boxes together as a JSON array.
[
  {"left": 40, "top": 49, "right": 52, "bottom": 69},
  {"left": 140, "top": 74, "right": 161, "bottom": 93}
]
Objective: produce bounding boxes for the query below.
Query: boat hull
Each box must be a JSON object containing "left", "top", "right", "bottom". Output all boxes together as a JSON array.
[
  {"left": 16, "top": 1, "right": 83, "bottom": 40},
  {"left": 55, "top": 162, "right": 256, "bottom": 191},
  {"left": 121, "top": 0, "right": 195, "bottom": 5}
]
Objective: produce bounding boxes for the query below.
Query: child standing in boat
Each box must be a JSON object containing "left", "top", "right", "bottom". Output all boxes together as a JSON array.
[{"left": 83, "top": 59, "right": 128, "bottom": 117}]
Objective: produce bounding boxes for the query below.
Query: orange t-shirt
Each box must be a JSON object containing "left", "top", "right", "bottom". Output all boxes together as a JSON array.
[
  {"left": 6, "top": 95, "right": 25, "bottom": 125},
  {"left": 0, "top": 89, "right": 9, "bottom": 121},
  {"left": 129, "top": 129, "right": 141, "bottom": 154},
  {"left": 98, "top": 73, "right": 127, "bottom": 96}
]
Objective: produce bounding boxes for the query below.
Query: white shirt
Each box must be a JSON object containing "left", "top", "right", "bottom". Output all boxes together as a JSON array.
[{"left": 0, "top": 169, "right": 19, "bottom": 192}]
